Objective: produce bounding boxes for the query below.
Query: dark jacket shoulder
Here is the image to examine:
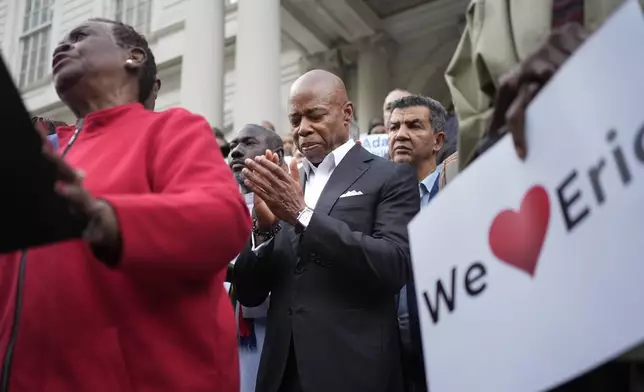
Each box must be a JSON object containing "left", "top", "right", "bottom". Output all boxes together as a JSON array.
[{"left": 360, "top": 149, "right": 417, "bottom": 185}]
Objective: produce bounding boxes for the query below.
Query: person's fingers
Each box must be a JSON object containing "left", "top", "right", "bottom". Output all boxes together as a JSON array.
[
  {"left": 506, "top": 88, "right": 529, "bottom": 159},
  {"left": 252, "top": 191, "right": 277, "bottom": 221},
  {"left": 554, "top": 22, "right": 589, "bottom": 54},
  {"left": 518, "top": 23, "right": 586, "bottom": 86},
  {"left": 517, "top": 23, "right": 587, "bottom": 87},
  {"left": 518, "top": 47, "right": 563, "bottom": 86},
  {"left": 490, "top": 22, "right": 588, "bottom": 160},
  {"left": 288, "top": 158, "right": 300, "bottom": 184},
  {"left": 56, "top": 183, "right": 93, "bottom": 215},
  {"left": 43, "top": 148, "right": 78, "bottom": 183},
  {"left": 244, "top": 180, "right": 271, "bottom": 206},
  {"left": 576, "top": 25, "right": 591, "bottom": 41},
  {"left": 242, "top": 167, "right": 274, "bottom": 192},
  {"left": 252, "top": 156, "right": 292, "bottom": 183},
  {"left": 264, "top": 149, "right": 276, "bottom": 163},
  {"left": 489, "top": 67, "right": 521, "bottom": 135},
  {"left": 75, "top": 169, "right": 85, "bottom": 183},
  {"left": 253, "top": 191, "right": 265, "bottom": 206},
  {"left": 506, "top": 82, "right": 540, "bottom": 160},
  {"left": 34, "top": 121, "right": 49, "bottom": 141}
]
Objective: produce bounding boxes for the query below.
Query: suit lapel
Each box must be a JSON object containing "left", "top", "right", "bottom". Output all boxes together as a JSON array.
[{"left": 314, "top": 144, "right": 372, "bottom": 216}]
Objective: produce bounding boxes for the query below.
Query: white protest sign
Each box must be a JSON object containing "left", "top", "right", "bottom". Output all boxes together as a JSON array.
[
  {"left": 408, "top": 2, "right": 644, "bottom": 391},
  {"left": 359, "top": 133, "right": 389, "bottom": 158}
]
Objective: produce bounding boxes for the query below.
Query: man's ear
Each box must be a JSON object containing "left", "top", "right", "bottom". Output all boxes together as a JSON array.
[
  {"left": 125, "top": 47, "right": 146, "bottom": 71},
  {"left": 274, "top": 147, "right": 285, "bottom": 165},
  {"left": 434, "top": 131, "right": 446, "bottom": 154},
  {"left": 343, "top": 102, "right": 354, "bottom": 127}
]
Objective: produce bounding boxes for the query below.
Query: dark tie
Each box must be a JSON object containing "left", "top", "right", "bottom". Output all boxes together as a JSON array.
[{"left": 552, "top": 0, "right": 585, "bottom": 28}]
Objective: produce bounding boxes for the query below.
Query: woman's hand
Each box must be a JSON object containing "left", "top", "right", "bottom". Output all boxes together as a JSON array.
[{"left": 40, "top": 133, "right": 122, "bottom": 265}]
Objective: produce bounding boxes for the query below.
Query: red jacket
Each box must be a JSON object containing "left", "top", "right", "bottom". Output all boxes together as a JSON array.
[{"left": 0, "top": 103, "right": 250, "bottom": 391}]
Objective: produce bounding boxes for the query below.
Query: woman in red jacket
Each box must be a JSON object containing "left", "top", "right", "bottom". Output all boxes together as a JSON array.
[{"left": 0, "top": 18, "right": 250, "bottom": 391}]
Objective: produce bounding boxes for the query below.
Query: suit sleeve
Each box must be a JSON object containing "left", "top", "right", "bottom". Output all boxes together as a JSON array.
[
  {"left": 102, "top": 109, "right": 251, "bottom": 279},
  {"left": 445, "top": 13, "right": 496, "bottom": 171},
  {"left": 445, "top": 0, "right": 542, "bottom": 172},
  {"left": 233, "top": 239, "right": 276, "bottom": 307},
  {"left": 300, "top": 163, "right": 420, "bottom": 294}
]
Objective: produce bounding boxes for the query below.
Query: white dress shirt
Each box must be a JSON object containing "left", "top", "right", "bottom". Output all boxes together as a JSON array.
[
  {"left": 301, "top": 139, "right": 355, "bottom": 208},
  {"left": 252, "top": 139, "right": 355, "bottom": 251}
]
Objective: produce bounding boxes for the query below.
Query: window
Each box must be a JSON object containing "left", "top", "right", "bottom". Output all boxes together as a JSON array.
[
  {"left": 18, "top": 0, "right": 53, "bottom": 88},
  {"left": 114, "top": 0, "right": 152, "bottom": 35}
]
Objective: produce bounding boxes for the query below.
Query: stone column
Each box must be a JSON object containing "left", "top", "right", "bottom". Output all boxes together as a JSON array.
[
  {"left": 299, "top": 48, "right": 346, "bottom": 81},
  {"left": 356, "top": 34, "right": 391, "bottom": 135},
  {"left": 233, "top": 0, "right": 281, "bottom": 130},
  {"left": 180, "top": 0, "right": 225, "bottom": 127}
]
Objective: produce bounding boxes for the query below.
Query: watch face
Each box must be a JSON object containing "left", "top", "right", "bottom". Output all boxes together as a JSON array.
[{"left": 298, "top": 209, "right": 313, "bottom": 227}]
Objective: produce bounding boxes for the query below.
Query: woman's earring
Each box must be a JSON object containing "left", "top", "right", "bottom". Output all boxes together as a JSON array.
[{"left": 126, "top": 59, "right": 134, "bottom": 65}]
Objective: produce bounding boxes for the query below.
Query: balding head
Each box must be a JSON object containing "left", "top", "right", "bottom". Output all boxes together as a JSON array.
[
  {"left": 290, "top": 69, "right": 349, "bottom": 103},
  {"left": 383, "top": 89, "right": 412, "bottom": 128},
  {"left": 261, "top": 120, "right": 275, "bottom": 131},
  {"left": 288, "top": 70, "right": 353, "bottom": 165}
]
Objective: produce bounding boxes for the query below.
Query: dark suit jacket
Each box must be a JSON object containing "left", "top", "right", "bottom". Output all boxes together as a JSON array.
[
  {"left": 398, "top": 173, "right": 440, "bottom": 392},
  {"left": 234, "top": 145, "right": 420, "bottom": 392},
  {"left": 437, "top": 115, "right": 458, "bottom": 165}
]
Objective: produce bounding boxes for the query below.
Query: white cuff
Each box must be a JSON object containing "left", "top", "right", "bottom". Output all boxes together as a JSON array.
[{"left": 251, "top": 235, "right": 273, "bottom": 255}]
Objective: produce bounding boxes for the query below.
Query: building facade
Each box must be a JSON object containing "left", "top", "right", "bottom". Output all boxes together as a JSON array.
[{"left": 0, "top": 0, "right": 466, "bottom": 137}]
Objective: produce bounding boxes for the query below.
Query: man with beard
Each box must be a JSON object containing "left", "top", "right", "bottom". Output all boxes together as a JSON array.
[
  {"left": 227, "top": 124, "right": 284, "bottom": 392},
  {"left": 229, "top": 124, "right": 284, "bottom": 192}
]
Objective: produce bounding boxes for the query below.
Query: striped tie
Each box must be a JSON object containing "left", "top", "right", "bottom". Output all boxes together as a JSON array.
[{"left": 552, "top": 0, "right": 585, "bottom": 27}]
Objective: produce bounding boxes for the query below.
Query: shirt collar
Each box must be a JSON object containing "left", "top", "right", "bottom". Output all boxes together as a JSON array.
[
  {"left": 302, "top": 139, "right": 355, "bottom": 177},
  {"left": 419, "top": 164, "right": 441, "bottom": 194}
]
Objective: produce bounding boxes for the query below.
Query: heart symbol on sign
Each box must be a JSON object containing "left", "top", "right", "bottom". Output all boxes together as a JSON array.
[{"left": 488, "top": 186, "right": 550, "bottom": 277}]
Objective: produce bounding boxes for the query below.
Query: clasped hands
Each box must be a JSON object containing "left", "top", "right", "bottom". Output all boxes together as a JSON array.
[{"left": 242, "top": 150, "right": 305, "bottom": 229}]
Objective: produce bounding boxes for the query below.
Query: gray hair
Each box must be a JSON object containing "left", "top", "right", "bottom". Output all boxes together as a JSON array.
[{"left": 388, "top": 94, "right": 447, "bottom": 133}]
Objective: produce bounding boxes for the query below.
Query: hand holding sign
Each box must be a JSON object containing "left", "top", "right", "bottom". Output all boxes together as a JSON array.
[
  {"left": 409, "top": 2, "right": 644, "bottom": 391},
  {"left": 489, "top": 24, "right": 590, "bottom": 159},
  {"left": 38, "top": 129, "right": 122, "bottom": 265}
]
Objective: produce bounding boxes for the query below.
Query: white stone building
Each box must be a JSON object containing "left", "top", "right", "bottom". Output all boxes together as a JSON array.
[{"left": 0, "top": 0, "right": 467, "bottom": 137}]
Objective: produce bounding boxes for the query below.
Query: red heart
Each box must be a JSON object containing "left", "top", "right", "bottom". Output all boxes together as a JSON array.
[{"left": 488, "top": 186, "right": 550, "bottom": 277}]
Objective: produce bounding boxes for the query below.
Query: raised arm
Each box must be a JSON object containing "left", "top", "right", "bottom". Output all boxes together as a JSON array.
[
  {"left": 444, "top": 11, "right": 495, "bottom": 171},
  {"left": 103, "top": 109, "right": 251, "bottom": 279}
]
